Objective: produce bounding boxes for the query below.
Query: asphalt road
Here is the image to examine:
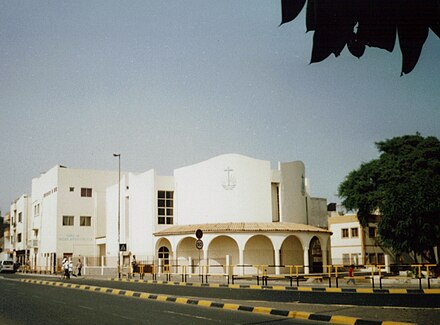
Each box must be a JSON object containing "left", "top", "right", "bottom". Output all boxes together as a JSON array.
[{"left": 0, "top": 276, "right": 324, "bottom": 325}]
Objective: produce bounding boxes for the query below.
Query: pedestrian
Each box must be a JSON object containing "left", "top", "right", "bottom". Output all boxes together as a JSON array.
[
  {"left": 62, "top": 258, "right": 70, "bottom": 279},
  {"left": 69, "top": 258, "right": 76, "bottom": 277},
  {"left": 76, "top": 259, "right": 82, "bottom": 276},
  {"left": 347, "top": 264, "right": 355, "bottom": 285}
]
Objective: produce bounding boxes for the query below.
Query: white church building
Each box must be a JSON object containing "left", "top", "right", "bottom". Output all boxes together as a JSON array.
[
  {"left": 106, "top": 154, "right": 331, "bottom": 275},
  {"left": 16, "top": 154, "right": 330, "bottom": 275}
]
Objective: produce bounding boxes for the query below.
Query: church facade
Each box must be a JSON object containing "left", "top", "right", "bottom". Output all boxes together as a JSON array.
[{"left": 106, "top": 154, "right": 330, "bottom": 275}]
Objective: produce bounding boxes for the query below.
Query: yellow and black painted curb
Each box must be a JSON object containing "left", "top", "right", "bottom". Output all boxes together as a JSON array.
[
  {"left": 110, "top": 278, "right": 440, "bottom": 294},
  {"left": 21, "top": 278, "right": 412, "bottom": 325}
]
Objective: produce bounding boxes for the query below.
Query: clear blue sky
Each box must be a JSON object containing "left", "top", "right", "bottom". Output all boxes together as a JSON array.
[{"left": 1, "top": 1, "right": 439, "bottom": 214}]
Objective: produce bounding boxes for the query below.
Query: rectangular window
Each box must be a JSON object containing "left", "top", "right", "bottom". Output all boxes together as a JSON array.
[
  {"left": 351, "top": 227, "right": 359, "bottom": 238},
  {"left": 18, "top": 212, "right": 22, "bottom": 223},
  {"left": 17, "top": 233, "right": 22, "bottom": 243},
  {"left": 62, "top": 215, "right": 74, "bottom": 226},
  {"left": 80, "top": 216, "right": 91, "bottom": 227},
  {"left": 368, "top": 227, "right": 377, "bottom": 238},
  {"left": 81, "top": 188, "right": 92, "bottom": 197},
  {"left": 377, "top": 253, "right": 385, "bottom": 265},
  {"left": 70, "top": 187, "right": 75, "bottom": 192},
  {"left": 368, "top": 253, "right": 377, "bottom": 265},
  {"left": 157, "top": 191, "right": 174, "bottom": 225},
  {"left": 341, "top": 228, "right": 349, "bottom": 238},
  {"left": 342, "top": 253, "right": 350, "bottom": 265},
  {"left": 34, "top": 204, "right": 40, "bottom": 216}
]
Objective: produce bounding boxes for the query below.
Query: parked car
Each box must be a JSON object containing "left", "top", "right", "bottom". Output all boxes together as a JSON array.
[{"left": 0, "top": 260, "right": 15, "bottom": 273}]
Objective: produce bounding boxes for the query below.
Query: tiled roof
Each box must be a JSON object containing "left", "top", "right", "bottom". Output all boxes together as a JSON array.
[{"left": 154, "top": 222, "right": 330, "bottom": 236}]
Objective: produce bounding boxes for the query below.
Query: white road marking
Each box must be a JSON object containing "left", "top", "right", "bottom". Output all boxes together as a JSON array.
[{"left": 163, "top": 310, "right": 224, "bottom": 323}]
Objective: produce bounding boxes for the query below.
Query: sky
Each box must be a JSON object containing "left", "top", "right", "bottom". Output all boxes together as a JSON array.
[{"left": 1, "top": 1, "right": 439, "bottom": 214}]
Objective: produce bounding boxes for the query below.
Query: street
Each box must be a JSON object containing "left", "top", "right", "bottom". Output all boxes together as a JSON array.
[{"left": 0, "top": 276, "right": 324, "bottom": 325}]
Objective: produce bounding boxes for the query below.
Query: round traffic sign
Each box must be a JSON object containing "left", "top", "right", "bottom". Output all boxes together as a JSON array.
[
  {"left": 195, "top": 239, "right": 204, "bottom": 250},
  {"left": 195, "top": 229, "right": 203, "bottom": 239}
]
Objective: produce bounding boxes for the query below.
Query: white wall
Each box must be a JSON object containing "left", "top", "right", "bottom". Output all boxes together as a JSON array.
[
  {"left": 175, "top": 154, "right": 273, "bottom": 224},
  {"left": 129, "top": 170, "right": 156, "bottom": 257},
  {"left": 279, "top": 161, "right": 307, "bottom": 224}
]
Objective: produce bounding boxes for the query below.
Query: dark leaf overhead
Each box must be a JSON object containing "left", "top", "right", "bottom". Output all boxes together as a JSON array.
[{"left": 280, "top": 0, "right": 440, "bottom": 74}]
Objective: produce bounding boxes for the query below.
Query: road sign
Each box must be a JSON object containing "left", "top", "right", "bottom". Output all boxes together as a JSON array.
[
  {"left": 195, "top": 239, "right": 203, "bottom": 250},
  {"left": 119, "top": 243, "right": 127, "bottom": 252},
  {"left": 195, "top": 229, "right": 203, "bottom": 239}
]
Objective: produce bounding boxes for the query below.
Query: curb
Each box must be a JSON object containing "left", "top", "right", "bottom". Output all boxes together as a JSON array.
[
  {"left": 109, "top": 278, "right": 440, "bottom": 294},
  {"left": 20, "top": 278, "right": 413, "bottom": 325}
]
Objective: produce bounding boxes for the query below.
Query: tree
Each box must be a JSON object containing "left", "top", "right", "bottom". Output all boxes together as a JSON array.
[
  {"left": 280, "top": 0, "right": 440, "bottom": 75},
  {"left": 338, "top": 134, "right": 440, "bottom": 263}
]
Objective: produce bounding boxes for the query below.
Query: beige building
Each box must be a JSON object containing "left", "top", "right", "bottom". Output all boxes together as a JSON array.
[{"left": 328, "top": 213, "right": 393, "bottom": 266}]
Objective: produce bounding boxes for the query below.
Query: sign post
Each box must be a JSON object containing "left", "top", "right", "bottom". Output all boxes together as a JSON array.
[{"left": 195, "top": 229, "right": 204, "bottom": 278}]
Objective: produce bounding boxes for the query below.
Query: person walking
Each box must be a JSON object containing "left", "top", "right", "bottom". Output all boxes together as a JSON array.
[
  {"left": 76, "top": 259, "right": 82, "bottom": 276},
  {"left": 347, "top": 264, "right": 355, "bottom": 285},
  {"left": 62, "top": 258, "right": 70, "bottom": 279}
]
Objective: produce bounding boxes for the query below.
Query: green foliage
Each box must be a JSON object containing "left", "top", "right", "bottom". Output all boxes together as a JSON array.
[{"left": 338, "top": 134, "right": 440, "bottom": 263}]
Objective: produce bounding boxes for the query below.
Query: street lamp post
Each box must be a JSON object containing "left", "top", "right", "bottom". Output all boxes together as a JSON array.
[{"left": 113, "top": 153, "right": 121, "bottom": 278}]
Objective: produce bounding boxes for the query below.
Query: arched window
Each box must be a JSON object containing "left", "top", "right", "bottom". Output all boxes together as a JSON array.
[{"left": 158, "top": 246, "right": 169, "bottom": 267}]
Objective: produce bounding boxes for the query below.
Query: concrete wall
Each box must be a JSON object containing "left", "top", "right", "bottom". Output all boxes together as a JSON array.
[
  {"left": 278, "top": 161, "right": 307, "bottom": 224},
  {"left": 174, "top": 154, "right": 272, "bottom": 224}
]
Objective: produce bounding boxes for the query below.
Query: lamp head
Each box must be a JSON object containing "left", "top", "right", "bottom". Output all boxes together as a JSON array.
[{"left": 113, "top": 153, "right": 120, "bottom": 157}]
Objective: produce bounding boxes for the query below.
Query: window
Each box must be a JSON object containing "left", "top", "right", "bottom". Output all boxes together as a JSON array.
[
  {"left": 34, "top": 204, "right": 40, "bottom": 216},
  {"left": 18, "top": 212, "right": 22, "bottom": 223},
  {"left": 80, "top": 216, "right": 91, "bottom": 227},
  {"left": 157, "top": 191, "right": 174, "bottom": 224},
  {"left": 342, "top": 254, "right": 350, "bottom": 265},
  {"left": 81, "top": 188, "right": 92, "bottom": 197},
  {"left": 351, "top": 227, "right": 359, "bottom": 238},
  {"left": 63, "top": 215, "right": 74, "bottom": 226},
  {"left": 17, "top": 233, "right": 22, "bottom": 243},
  {"left": 158, "top": 246, "right": 170, "bottom": 266},
  {"left": 378, "top": 253, "right": 385, "bottom": 265},
  {"left": 368, "top": 227, "right": 377, "bottom": 238},
  {"left": 70, "top": 187, "right": 75, "bottom": 192},
  {"left": 368, "top": 253, "right": 377, "bottom": 265},
  {"left": 341, "top": 228, "right": 349, "bottom": 238}
]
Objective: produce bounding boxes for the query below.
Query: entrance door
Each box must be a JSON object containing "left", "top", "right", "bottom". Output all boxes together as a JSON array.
[{"left": 309, "top": 237, "right": 323, "bottom": 273}]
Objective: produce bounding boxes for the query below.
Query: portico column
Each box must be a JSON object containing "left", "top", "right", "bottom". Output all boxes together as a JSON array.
[
  {"left": 274, "top": 249, "right": 281, "bottom": 275},
  {"left": 239, "top": 249, "right": 244, "bottom": 275},
  {"left": 303, "top": 247, "right": 310, "bottom": 274},
  {"left": 322, "top": 248, "right": 328, "bottom": 272}
]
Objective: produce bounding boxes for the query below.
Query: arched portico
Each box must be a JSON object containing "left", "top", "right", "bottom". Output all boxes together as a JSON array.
[
  {"left": 207, "top": 235, "right": 239, "bottom": 273},
  {"left": 280, "top": 235, "right": 303, "bottom": 274},
  {"left": 155, "top": 237, "right": 173, "bottom": 274},
  {"left": 176, "top": 236, "right": 198, "bottom": 273},
  {"left": 153, "top": 222, "right": 332, "bottom": 276},
  {"left": 244, "top": 235, "right": 274, "bottom": 274}
]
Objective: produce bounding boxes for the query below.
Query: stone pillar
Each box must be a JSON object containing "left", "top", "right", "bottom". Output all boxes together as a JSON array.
[
  {"left": 274, "top": 249, "right": 281, "bottom": 275},
  {"left": 239, "top": 249, "right": 244, "bottom": 275},
  {"left": 322, "top": 249, "right": 328, "bottom": 272},
  {"left": 303, "top": 248, "right": 310, "bottom": 274},
  {"left": 385, "top": 254, "right": 391, "bottom": 273},
  {"left": 188, "top": 257, "right": 192, "bottom": 277}
]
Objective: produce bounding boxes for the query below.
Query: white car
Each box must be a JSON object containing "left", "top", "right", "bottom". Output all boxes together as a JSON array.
[{"left": 0, "top": 260, "right": 15, "bottom": 273}]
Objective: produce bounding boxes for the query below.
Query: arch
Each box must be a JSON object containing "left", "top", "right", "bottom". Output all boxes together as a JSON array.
[
  {"left": 207, "top": 235, "right": 239, "bottom": 272},
  {"left": 280, "top": 235, "right": 304, "bottom": 273},
  {"left": 155, "top": 237, "right": 172, "bottom": 271},
  {"left": 244, "top": 235, "right": 274, "bottom": 274},
  {"left": 176, "top": 236, "right": 199, "bottom": 272},
  {"left": 309, "top": 236, "right": 323, "bottom": 273}
]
